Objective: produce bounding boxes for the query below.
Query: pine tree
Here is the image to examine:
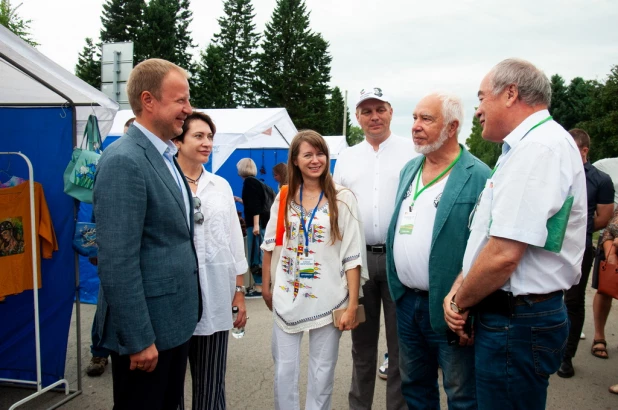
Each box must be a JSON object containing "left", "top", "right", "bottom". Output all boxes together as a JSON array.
[
  {"left": 75, "top": 38, "right": 102, "bottom": 89},
  {"left": 139, "top": 0, "right": 195, "bottom": 70},
  {"left": 326, "top": 87, "right": 351, "bottom": 136},
  {"left": 255, "top": 0, "right": 333, "bottom": 133},
  {"left": 100, "top": 0, "right": 145, "bottom": 63},
  {"left": 0, "top": 0, "right": 38, "bottom": 46},
  {"left": 192, "top": 45, "right": 228, "bottom": 108},
  {"left": 211, "top": 0, "right": 260, "bottom": 107}
]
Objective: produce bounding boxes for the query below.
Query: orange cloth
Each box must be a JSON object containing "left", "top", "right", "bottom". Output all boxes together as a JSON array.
[
  {"left": 0, "top": 181, "right": 58, "bottom": 297},
  {"left": 276, "top": 185, "right": 288, "bottom": 246}
]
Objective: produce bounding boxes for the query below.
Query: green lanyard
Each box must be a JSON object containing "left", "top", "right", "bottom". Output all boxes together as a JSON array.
[
  {"left": 489, "top": 115, "right": 553, "bottom": 178},
  {"left": 410, "top": 146, "right": 462, "bottom": 210}
]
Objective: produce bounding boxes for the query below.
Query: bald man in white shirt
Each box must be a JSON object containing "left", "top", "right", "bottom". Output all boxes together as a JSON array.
[{"left": 334, "top": 87, "right": 415, "bottom": 410}]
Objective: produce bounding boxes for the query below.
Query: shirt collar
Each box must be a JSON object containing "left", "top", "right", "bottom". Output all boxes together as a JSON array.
[
  {"left": 502, "top": 109, "right": 551, "bottom": 150},
  {"left": 134, "top": 121, "right": 178, "bottom": 157},
  {"left": 583, "top": 161, "right": 591, "bottom": 172},
  {"left": 197, "top": 168, "right": 215, "bottom": 193},
  {"left": 363, "top": 132, "right": 395, "bottom": 153}
]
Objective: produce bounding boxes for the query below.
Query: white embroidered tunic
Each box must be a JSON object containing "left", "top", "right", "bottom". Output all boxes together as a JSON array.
[{"left": 261, "top": 186, "right": 368, "bottom": 333}]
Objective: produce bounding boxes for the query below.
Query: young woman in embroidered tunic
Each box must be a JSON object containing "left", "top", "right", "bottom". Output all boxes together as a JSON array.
[{"left": 261, "top": 130, "right": 367, "bottom": 410}]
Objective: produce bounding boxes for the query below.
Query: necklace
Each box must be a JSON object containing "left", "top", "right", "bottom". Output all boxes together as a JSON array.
[{"left": 185, "top": 168, "right": 204, "bottom": 185}]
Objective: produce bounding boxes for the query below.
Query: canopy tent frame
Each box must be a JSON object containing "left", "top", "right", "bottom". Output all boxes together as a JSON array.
[{"left": 0, "top": 51, "right": 83, "bottom": 409}]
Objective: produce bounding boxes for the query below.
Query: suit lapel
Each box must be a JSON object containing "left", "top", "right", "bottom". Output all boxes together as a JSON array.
[
  {"left": 430, "top": 147, "right": 472, "bottom": 249},
  {"left": 129, "top": 128, "right": 188, "bottom": 222}
]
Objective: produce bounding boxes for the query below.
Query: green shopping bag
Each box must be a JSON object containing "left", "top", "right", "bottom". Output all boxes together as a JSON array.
[{"left": 63, "top": 115, "right": 103, "bottom": 203}]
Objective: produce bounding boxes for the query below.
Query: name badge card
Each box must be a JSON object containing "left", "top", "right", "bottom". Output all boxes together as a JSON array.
[
  {"left": 299, "top": 255, "right": 315, "bottom": 278},
  {"left": 398, "top": 209, "right": 417, "bottom": 235}
]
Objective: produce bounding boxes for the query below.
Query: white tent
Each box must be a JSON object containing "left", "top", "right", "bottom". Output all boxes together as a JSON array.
[
  {"left": 323, "top": 135, "right": 349, "bottom": 159},
  {"left": 0, "top": 25, "right": 119, "bottom": 140},
  {"left": 108, "top": 108, "right": 297, "bottom": 172}
]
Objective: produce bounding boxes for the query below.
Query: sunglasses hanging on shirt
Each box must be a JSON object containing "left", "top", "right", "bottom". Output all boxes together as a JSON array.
[{"left": 193, "top": 196, "right": 204, "bottom": 225}]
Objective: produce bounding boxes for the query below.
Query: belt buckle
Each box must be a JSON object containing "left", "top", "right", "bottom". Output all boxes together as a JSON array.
[{"left": 370, "top": 245, "right": 384, "bottom": 253}]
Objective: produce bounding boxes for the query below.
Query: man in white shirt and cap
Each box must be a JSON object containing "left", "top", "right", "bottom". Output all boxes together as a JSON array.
[
  {"left": 334, "top": 87, "right": 415, "bottom": 410},
  {"left": 444, "top": 58, "right": 587, "bottom": 409}
]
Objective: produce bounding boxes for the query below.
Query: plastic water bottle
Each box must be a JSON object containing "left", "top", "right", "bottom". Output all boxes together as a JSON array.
[{"left": 231, "top": 306, "right": 245, "bottom": 339}]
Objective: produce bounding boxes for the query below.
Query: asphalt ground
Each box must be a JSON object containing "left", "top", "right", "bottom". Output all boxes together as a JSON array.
[{"left": 2, "top": 285, "right": 618, "bottom": 410}]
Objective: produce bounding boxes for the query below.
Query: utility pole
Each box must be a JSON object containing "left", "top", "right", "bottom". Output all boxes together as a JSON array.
[{"left": 342, "top": 90, "right": 348, "bottom": 136}]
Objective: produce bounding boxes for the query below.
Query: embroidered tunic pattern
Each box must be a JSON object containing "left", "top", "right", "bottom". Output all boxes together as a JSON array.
[{"left": 262, "top": 186, "right": 368, "bottom": 333}]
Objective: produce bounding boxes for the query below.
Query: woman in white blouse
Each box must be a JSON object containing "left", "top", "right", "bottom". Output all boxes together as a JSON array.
[
  {"left": 261, "top": 130, "right": 367, "bottom": 410},
  {"left": 173, "top": 112, "right": 248, "bottom": 410}
]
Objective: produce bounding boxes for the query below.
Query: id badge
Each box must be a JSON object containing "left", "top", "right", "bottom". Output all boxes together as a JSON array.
[
  {"left": 398, "top": 210, "right": 417, "bottom": 235},
  {"left": 299, "top": 255, "right": 315, "bottom": 278}
]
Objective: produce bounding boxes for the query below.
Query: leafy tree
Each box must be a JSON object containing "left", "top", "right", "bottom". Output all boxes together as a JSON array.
[
  {"left": 255, "top": 0, "right": 332, "bottom": 133},
  {"left": 139, "top": 0, "right": 195, "bottom": 69},
  {"left": 577, "top": 66, "right": 618, "bottom": 162},
  {"left": 550, "top": 74, "right": 569, "bottom": 128},
  {"left": 347, "top": 125, "right": 365, "bottom": 147},
  {"left": 466, "top": 110, "right": 501, "bottom": 168},
  {"left": 192, "top": 44, "right": 228, "bottom": 108},
  {"left": 211, "top": 0, "right": 260, "bottom": 107},
  {"left": 0, "top": 0, "right": 38, "bottom": 46},
  {"left": 75, "top": 38, "right": 102, "bottom": 89}
]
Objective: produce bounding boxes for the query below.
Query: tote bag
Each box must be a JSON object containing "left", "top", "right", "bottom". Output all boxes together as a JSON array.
[{"left": 63, "top": 115, "right": 102, "bottom": 203}]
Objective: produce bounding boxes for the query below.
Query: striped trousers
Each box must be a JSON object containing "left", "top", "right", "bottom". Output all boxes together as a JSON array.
[{"left": 186, "top": 331, "right": 229, "bottom": 410}]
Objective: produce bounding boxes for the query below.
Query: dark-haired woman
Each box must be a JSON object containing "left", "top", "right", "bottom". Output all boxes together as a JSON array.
[
  {"left": 174, "top": 111, "right": 248, "bottom": 410},
  {"left": 272, "top": 162, "right": 288, "bottom": 189},
  {"left": 261, "top": 130, "right": 367, "bottom": 410}
]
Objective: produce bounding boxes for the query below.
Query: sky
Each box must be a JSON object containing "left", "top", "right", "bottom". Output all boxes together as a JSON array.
[{"left": 17, "top": 0, "right": 618, "bottom": 142}]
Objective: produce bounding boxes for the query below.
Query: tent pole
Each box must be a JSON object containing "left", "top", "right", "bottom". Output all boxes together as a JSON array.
[{"left": 0, "top": 52, "right": 75, "bottom": 104}]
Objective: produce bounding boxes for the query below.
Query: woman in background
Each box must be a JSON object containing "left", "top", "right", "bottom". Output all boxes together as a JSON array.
[
  {"left": 272, "top": 162, "right": 288, "bottom": 189},
  {"left": 261, "top": 130, "right": 367, "bottom": 410},
  {"left": 174, "top": 111, "right": 248, "bottom": 410},
  {"left": 236, "top": 158, "right": 269, "bottom": 294}
]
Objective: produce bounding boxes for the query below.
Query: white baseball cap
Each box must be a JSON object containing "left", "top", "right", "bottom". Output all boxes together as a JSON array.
[{"left": 356, "top": 86, "right": 389, "bottom": 107}]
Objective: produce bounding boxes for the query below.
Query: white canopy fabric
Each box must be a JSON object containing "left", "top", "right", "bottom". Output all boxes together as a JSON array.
[
  {"left": 0, "top": 25, "right": 119, "bottom": 140},
  {"left": 108, "top": 108, "right": 297, "bottom": 172},
  {"left": 323, "top": 135, "right": 349, "bottom": 159}
]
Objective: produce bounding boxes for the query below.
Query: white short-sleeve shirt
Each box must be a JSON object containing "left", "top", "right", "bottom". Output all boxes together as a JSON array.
[
  {"left": 462, "top": 110, "right": 587, "bottom": 295},
  {"left": 333, "top": 134, "right": 418, "bottom": 245}
]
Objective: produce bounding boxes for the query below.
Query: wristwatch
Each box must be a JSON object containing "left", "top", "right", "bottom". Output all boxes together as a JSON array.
[
  {"left": 235, "top": 286, "right": 246, "bottom": 295},
  {"left": 450, "top": 294, "right": 468, "bottom": 314}
]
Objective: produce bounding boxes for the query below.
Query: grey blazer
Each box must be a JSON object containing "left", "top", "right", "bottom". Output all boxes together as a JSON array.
[{"left": 93, "top": 125, "right": 199, "bottom": 355}]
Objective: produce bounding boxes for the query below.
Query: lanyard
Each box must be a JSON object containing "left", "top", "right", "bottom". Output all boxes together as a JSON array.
[
  {"left": 299, "top": 184, "right": 324, "bottom": 256},
  {"left": 489, "top": 115, "right": 553, "bottom": 178},
  {"left": 410, "top": 146, "right": 462, "bottom": 209}
]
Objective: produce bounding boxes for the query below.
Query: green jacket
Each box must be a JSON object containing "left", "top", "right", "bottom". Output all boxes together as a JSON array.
[{"left": 386, "top": 145, "right": 490, "bottom": 334}]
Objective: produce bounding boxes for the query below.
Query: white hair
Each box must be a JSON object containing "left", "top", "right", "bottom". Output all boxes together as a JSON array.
[
  {"left": 489, "top": 58, "right": 551, "bottom": 107},
  {"left": 435, "top": 92, "right": 465, "bottom": 137}
]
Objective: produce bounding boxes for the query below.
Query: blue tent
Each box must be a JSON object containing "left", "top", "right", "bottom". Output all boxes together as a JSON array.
[{"left": 0, "top": 24, "right": 118, "bottom": 405}]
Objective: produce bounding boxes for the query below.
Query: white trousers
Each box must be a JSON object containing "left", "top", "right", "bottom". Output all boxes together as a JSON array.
[{"left": 272, "top": 323, "right": 342, "bottom": 410}]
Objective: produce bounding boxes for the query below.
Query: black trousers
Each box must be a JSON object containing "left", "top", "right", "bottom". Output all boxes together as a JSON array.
[
  {"left": 564, "top": 245, "right": 596, "bottom": 358},
  {"left": 110, "top": 340, "right": 191, "bottom": 410}
]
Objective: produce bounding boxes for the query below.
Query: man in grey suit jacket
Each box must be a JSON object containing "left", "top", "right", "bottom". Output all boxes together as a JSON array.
[{"left": 93, "top": 59, "right": 199, "bottom": 410}]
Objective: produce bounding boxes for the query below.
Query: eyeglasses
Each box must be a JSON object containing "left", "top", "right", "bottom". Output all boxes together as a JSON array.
[{"left": 193, "top": 196, "right": 204, "bottom": 225}]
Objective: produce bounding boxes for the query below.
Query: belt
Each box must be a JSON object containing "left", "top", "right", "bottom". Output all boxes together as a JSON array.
[
  {"left": 366, "top": 244, "right": 386, "bottom": 254},
  {"left": 404, "top": 287, "right": 429, "bottom": 297},
  {"left": 477, "top": 290, "right": 563, "bottom": 316}
]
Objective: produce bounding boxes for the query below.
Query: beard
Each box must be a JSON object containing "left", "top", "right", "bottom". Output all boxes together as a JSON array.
[{"left": 414, "top": 127, "right": 450, "bottom": 155}]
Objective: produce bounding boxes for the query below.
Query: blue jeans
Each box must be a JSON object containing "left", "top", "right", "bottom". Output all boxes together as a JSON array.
[
  {"left": 475, "top": 293, "right": 568, "bottom": 410},
  {"left": 396, "top": 288, "right": 476, "bottom": 410},
  {"left": 247, "top": 227, "right": 265, "bottom": 285},
  {"left": 91, "top": 310, "right": 111, "bottom": 358}
]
